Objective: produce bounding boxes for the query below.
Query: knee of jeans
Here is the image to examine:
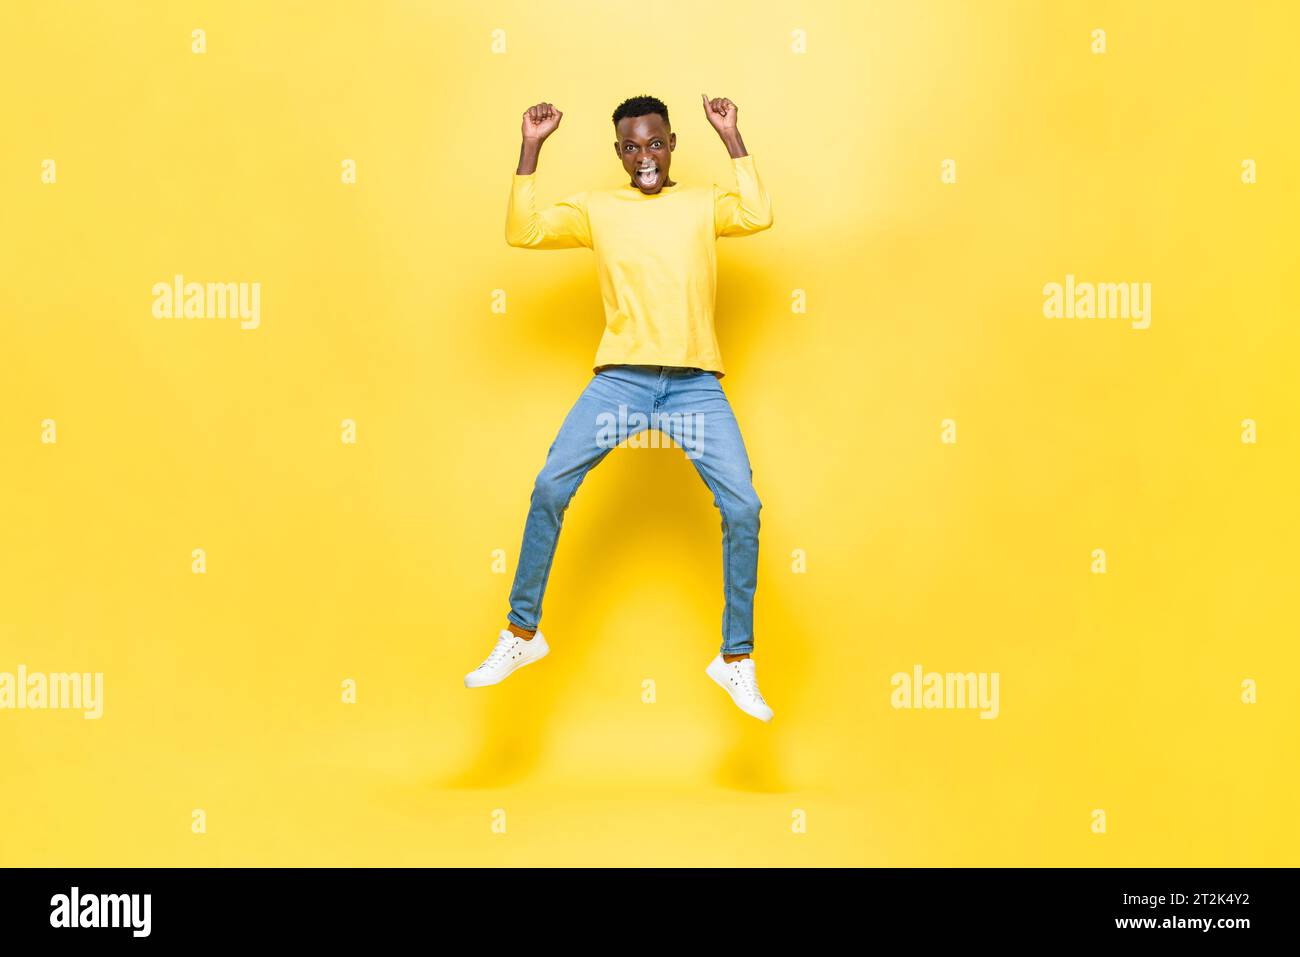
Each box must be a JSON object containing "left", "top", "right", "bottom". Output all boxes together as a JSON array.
[
  {"left": 727, "top": 488, "right": 762, "bottom": 529},
  {"left": 532, "top": 473, "right": 572, "bottom": 512}
]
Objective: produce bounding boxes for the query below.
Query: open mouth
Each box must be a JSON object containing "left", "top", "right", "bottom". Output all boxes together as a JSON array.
[{"left": 635, "top": 163, "right": 660, "bottom": 189}]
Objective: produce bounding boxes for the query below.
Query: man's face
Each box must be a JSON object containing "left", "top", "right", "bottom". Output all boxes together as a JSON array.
[{"left": 615, "top": 113, "right": 675, "bottom": 194}]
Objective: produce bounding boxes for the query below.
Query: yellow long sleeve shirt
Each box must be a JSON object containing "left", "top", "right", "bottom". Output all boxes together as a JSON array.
[{"left": 505, "top": 154, "right": 773, "bottom": 376}]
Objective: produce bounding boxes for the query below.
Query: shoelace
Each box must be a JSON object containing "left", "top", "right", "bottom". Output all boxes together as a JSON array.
[
  {"left": 478, "top": 634, "right": 516, "bottom": 670},
  {"left": 735, "top": 661, "right": 764, "bottom": 702}
]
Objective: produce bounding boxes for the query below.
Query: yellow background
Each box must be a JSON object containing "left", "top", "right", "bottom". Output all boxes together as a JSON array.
[{"left": 2, "top": 0, "right": 1296, "bottom": 866}]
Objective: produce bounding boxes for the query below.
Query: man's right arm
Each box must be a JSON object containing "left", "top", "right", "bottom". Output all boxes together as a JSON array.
[{"left": 505, "top": 102, "right": 592, "bottom": 249}]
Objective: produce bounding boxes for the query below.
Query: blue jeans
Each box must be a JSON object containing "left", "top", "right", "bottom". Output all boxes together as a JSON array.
[{"left": 507, "top": 365, "right": 761, "bottom": 655}]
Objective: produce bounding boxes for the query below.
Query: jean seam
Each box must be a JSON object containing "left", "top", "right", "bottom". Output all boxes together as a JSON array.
[
  {"left": 509, "top": 373, "right": 629, "bottom": 630},
  {"left": 679, "top": 382, "right": 754, "bottom": 656},
  {"left": 522, "top": 448, "right": 613, "bottom": 630},
  {"left": 697, "top": 467, "right": 739, "bottom": 654}
]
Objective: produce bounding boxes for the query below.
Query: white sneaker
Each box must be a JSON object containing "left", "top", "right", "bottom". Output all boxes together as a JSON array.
[
  {"left": 706, "top": 654, "right": 774, "bottom": 722},
  {"left": 464, "top": 629, "right": 549, "bottom": 688}
]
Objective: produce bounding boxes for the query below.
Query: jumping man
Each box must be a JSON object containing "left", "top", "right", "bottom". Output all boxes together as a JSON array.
[{"left": 464, "top": 94, "right": 775, "bottom": 721}]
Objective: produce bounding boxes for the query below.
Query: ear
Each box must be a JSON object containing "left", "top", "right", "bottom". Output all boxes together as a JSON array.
[{"left": 669, "top": 132, "right": 676, "bottom": 151}]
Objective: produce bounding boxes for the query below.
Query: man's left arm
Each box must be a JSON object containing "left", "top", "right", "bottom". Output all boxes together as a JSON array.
[{"left": 704, "top": 93, "right": 774, "bottom": 238}]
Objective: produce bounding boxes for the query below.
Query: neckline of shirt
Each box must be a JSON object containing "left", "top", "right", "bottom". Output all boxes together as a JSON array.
[{"left": 623, "top": 182, "right": 681, "bottom": 194}]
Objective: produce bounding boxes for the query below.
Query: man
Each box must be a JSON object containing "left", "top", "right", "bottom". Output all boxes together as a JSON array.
[{"left": 464, "top": 94, "right": 775, "bottom": 722}]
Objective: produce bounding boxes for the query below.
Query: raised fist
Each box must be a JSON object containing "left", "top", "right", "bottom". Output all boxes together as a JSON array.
[
  {"left": 522, "top": 102, "right": 563, "bottom": 142},
  {"left": 701, "top": 93, "right": 738, "bottom": 133}
]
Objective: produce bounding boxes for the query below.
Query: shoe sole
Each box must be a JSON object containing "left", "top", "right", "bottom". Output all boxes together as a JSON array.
[
  {"left": 464, "top": 645, "right": 549, "bottom": 688},
  {"left": 706, "top": 662, "right": 774, "bottom": 722}
]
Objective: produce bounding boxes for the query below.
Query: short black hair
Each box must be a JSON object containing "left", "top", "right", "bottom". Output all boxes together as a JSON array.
[{"left": 612, "top": 95, "right": 670, "bottom": 131}]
